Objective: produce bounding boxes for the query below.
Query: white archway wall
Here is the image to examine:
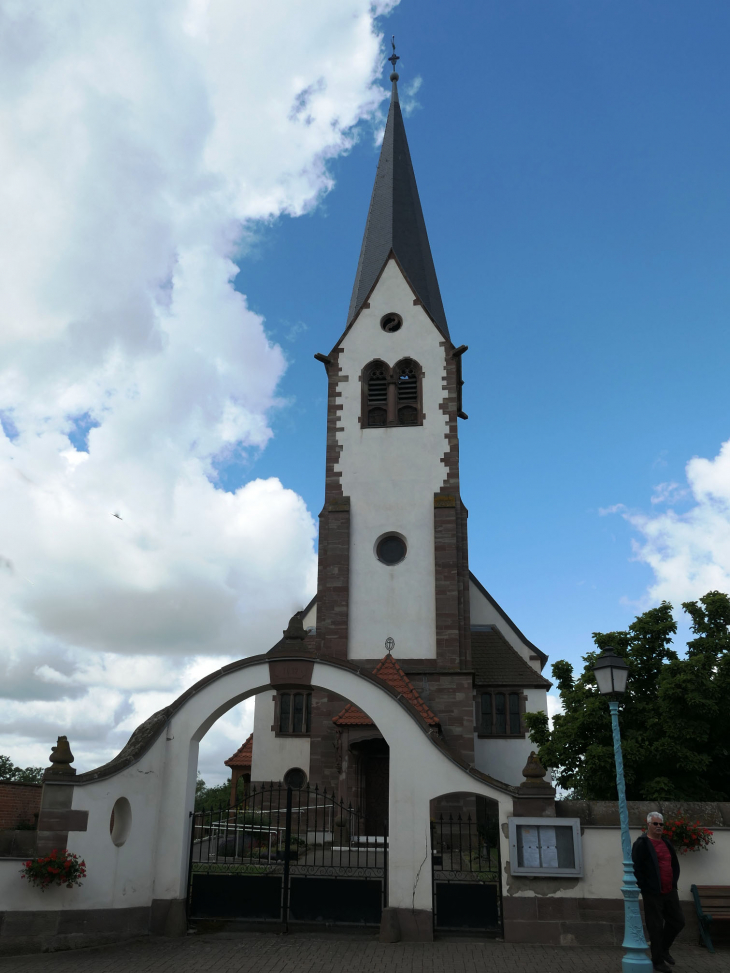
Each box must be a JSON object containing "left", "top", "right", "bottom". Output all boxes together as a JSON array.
[
  {"left": 317, "top": 664, "right": 513, "bottom": 910},
  {"left": 32, "top": 659, "right": 514, "bottom": 916}
]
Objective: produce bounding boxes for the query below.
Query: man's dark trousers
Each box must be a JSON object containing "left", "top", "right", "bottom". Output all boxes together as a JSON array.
[{"left": 642, "top": 890, "right": 685, "bottom": 964}]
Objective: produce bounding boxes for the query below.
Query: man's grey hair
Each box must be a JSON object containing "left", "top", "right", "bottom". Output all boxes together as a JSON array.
[{"left": 647, "top": 812, "right": 664, "bottom": 823}]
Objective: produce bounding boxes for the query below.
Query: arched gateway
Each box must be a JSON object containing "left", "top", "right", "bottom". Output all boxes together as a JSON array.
[{"left": 30, "top": 643, "right": 517, "bottom": 942}]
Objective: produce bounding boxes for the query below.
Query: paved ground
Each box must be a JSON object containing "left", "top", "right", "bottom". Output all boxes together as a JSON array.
[{"left": 0, "top": 933, "right": 726, "bottom": 973}]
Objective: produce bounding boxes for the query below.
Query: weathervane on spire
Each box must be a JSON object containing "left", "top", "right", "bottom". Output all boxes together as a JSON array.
[{"left": 388, "top": 35, "right": 399, "bottom": 81}]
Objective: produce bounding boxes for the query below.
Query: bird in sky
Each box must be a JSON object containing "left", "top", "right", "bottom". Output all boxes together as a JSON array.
[{"left": 112, "top": 512, "right": 122, "bottom": 520}]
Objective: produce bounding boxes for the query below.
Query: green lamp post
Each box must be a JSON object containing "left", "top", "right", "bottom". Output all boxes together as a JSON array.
[{"left": 593, "top": 649, "right": 653, "bottom": 973}]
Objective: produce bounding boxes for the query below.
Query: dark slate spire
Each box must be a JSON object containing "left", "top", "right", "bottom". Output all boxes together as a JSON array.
[{"left": 346, "top": 55, "right": 449, "bottom": 339}]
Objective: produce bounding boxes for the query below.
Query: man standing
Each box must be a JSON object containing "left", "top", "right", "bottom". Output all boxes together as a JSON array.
[{"left": 632, "top": 812, "right": 686, "bottom": 972}]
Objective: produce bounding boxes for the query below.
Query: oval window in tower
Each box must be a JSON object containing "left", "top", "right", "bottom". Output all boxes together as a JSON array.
[
  {"left": 376, "top": 534, "right": 407, "bottom": 565},
  {"left": 380, "top": 312, "right": 403, "bottom": 333}
]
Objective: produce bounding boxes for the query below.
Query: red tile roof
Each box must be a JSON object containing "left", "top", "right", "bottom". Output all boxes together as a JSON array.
[
  {"left": 332, "top": 655, "right": 440, "bottom": 727},
  {"left": 224, "top": 732, "right": 253, "bottom": 768}
]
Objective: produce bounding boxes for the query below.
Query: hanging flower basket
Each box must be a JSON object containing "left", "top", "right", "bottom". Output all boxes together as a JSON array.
[
  {"left": 646, "top": 817, "right": 715, "bottom": 854},
  {"left": 20, "top": 849, "right": 86, "bottom": 890}
]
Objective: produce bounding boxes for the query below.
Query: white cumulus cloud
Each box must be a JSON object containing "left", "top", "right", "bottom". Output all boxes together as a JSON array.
[
  {"left": 0, "top": 0, "right": 398, "bottom": 782},
  {"left": 609, "top": 439, "right": 730, "bottom": 608}
]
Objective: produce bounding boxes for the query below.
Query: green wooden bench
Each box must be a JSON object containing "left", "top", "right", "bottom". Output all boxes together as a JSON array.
[{"left": 691, "top": 884, "right": 730, "bottom": 953}]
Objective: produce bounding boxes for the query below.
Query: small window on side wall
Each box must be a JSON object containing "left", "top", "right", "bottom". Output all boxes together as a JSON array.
[
  {"left": 478, "top": 691, "right": 523, "bottom": 736},
  {"left": 278, "top": 692, "right": 312, "bottom": 734}
]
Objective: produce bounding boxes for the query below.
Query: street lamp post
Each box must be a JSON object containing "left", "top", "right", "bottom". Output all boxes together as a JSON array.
[{"left": 593, "top": 649, "right": 653, "bottom": 973}]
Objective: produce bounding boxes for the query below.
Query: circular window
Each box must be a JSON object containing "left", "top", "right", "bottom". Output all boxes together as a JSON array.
[
  {"left": 110, "top": 796, "right": 132, "bottom": 847},
  {"left": 283, "top": 767, "right": 308, "bottom": 790},
  {"left": 376, "top": 534, "right": 407, "bottom": 565},
  {"left": 380, "top": 312, "right": 402, "bottom": 333}
]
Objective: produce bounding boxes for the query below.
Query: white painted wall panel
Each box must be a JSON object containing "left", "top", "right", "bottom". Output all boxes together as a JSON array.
[
  {"left": 250, "top": 691, "right": 310, "bottom": 783},
  {"left": 473, "top": 688, "right": 549, "bottom": 786},
  {"left": 336, "top": 260, "right": 449, "bottom": 659}
]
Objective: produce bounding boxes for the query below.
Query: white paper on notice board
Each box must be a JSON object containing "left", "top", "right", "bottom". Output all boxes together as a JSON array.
[
  {"left": 519, "top": 826, "right": 541, "bottom": 869},
  {"left": 539, "top": 826, "right": 558, "bottom": 868}
]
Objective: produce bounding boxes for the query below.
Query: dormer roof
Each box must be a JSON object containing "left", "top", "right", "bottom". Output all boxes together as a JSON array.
[
  {"left": 224, "top": 732, "right": 253, "bottom": 769},
  {"left": 332, "top": 654, "right": 440, "bottom": 727}
]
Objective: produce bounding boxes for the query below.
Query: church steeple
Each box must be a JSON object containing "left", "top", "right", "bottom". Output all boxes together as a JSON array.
[{"left": 346, "top": 49, "right": 449, "bottom": 339}]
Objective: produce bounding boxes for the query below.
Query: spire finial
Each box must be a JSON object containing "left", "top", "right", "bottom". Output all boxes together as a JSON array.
[{"left": 388, "top": 35, "right": 399, "bottom": 82}]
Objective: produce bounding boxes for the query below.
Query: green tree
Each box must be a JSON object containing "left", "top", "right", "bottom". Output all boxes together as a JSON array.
[
  {"left": 194, "top": 772, "right": 235, "bottom": 811},
  {"left": 0, "top": 755, "right": 44, "bottom": 784},
  {"left": 525, "top": 592, "right": 730, "bottom": 801}
]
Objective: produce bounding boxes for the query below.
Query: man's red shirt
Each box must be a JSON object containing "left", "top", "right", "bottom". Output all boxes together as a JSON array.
[{"left": 649, "top": 837, "right": 673, "bottom": 893}]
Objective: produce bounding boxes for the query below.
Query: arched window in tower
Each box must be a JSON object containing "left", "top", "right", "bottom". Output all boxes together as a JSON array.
[
  {"left": 365, "top": 361, "right": 388, "bottom": 427},
  {"left": 395, "top": 359, "right": 420, "bottom": 425}
]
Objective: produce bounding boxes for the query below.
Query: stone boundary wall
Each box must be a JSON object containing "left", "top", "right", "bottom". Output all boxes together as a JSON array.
[
  {"left": 503, "top": 801, "right": 730, "bottom": 947},
  {"left": 0, "top": 783, "right": 41, "bottom": 831},
  {"left": 556, "top": 799, "right": 730, "bottom": 827}
]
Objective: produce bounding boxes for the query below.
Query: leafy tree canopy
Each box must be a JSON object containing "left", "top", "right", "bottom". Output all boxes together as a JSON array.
[
  {"left": 195, "top": 772, "right": 238, "bottom": 811},
  {"left": 0, "top": 755, "right": 44, "bottom": 784},
  {"left": 525, "top": 591, "right": 730, "bottom": 801}
]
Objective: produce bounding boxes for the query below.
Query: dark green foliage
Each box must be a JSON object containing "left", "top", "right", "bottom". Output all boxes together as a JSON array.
[
  {"left": 525, "top": 592, "right": 730, "bottom": 801},
  {"left": 194, "top": 772, "right": 240, "bottom": 811},
  {"left": 0, "top": 755, "right": 44, "bottom": 784}
]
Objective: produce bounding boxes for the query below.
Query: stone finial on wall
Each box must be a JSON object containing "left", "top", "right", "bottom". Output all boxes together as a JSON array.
[
  {"left": 283, "top": 612, "right": 307, "bottom": 641},
  {"left": 512, "top": 750, "right": 556, "bottom": 817},
  {"left": 44, "top": 735, "right": 76, "bottom": 779},
  {"left": 520, "top": 751, "right": 552, "bottom": 791}
]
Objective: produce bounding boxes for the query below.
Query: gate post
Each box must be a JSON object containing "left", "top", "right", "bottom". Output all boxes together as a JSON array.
[
  {"left": 383, "top": 751, "right": 433, "bottom": 941},
  {"left": 281, "top": 786, "right": 293, "bottom": 933}
]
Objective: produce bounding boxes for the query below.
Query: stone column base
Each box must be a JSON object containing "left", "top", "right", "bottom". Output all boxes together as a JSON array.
[
  {"left": 150, "top": 898, "right": 187, "bottom": 937},
  {"left": 0, "top": 906, "right": 149, "bottom": 956},
  {"left": 379, "top": 907, "right": 433, "bottom": 942}
]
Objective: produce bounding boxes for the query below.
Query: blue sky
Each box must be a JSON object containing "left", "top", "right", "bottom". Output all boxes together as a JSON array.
[
  {"left": 226, "top": 1, "right": 730, "bottom": 672},
  {"left": 3, "top": 0, "right": 730, "bottom": 778}
]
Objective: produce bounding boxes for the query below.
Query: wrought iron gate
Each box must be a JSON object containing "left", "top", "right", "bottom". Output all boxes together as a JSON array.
[
  {"left": 188, "top": 782, "right": 386, "bottom": 928},
  {"left": 431, "top": 814, "right": 501, "bottom": 935}
]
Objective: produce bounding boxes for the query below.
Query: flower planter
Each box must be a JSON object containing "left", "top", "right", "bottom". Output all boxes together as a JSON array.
[{"left": 19, "top": 848, "right": 86, "bottom": 890}]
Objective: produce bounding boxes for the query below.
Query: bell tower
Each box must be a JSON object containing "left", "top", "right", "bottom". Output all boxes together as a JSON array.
[
  {"left": 251, "top": 53, "right": 551, "bottom": 797},
  {"left": 313, "top": 60, "right": 471, "bottom": 697}
]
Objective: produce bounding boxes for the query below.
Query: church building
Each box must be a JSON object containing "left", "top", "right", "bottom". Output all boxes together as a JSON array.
[{"left": 236, "top": 61, "right": 551, "bottom": 824}]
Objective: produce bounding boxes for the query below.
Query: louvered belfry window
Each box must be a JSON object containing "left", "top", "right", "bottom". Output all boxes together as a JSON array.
[
  {"left": 364, "top": 359, "right": 421, "bottom": 427},
  {"left": 367, "top": 362, "right": 388, "bottom": 427},
  {"left": 396, "top": 359, "right": 418, "bottom": 425}
]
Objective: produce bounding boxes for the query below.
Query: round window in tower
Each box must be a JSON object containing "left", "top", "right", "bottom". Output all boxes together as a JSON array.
[
  {"left": 380, "top": 312, "right": 403, "bottom": 333},
  {"left": 376, "top": 534, "right": 407, "bottom": 565}
]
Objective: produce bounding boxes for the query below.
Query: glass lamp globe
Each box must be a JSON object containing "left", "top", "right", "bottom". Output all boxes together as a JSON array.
[{"left": 592, "top": 648, "right": 629, "bottom": 696}]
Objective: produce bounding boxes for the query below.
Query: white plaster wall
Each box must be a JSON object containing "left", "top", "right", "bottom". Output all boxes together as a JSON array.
[
  {"left": 505, "top": 826, "right": 730, "bottom": 902},
  {"left": 470, "top": 579, "right": 541, "bottom": 672},
  {"left": 474, "top": 689, "right": 548, "bottom": 786},
  {"left": 250, "top": 691, "right": 310, "bottom": 782},
  {"left": 0, "top": 730, "right": 168, "bottom": 913},
  {"left": 337, "top": 259, "right": 450, "bottom": 660},
  {"left": 0, "top": 657, "right": 515, "bottom": 916},
  {"left": 309, "top": 661, "right": 513, "bottom": 911}
]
